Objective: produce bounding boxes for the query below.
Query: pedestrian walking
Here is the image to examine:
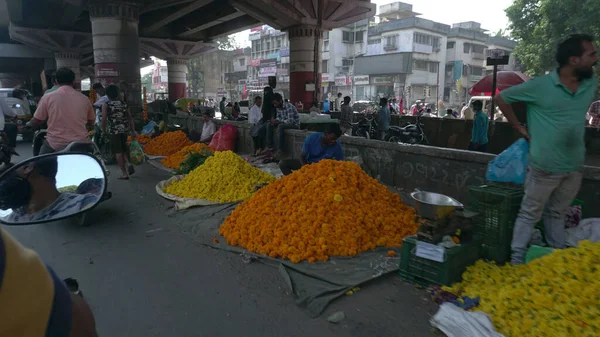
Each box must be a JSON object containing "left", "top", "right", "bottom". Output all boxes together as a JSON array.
[
  {"left": 101, "top": 84, "right": 137, "bottom": 180},
  {"left": 496, "top": 34, "right": 598, "bottom": 265},
  {"left": 467, "top": 100, "right": 489, "bottom": 152}
]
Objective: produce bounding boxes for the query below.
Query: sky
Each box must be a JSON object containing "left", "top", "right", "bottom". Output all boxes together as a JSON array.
[{"left": 231, "top": 0, "right": 514, "bottom": 48}]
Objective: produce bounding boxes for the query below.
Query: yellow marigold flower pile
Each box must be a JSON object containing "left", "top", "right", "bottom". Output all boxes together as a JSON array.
[
  {"left": 127, "top": 134, "right": 152, "bottom": 145},
  {"left": 143, "top": 131, "right": 192, "bottom": 156},
  {"left": 446, "top": 241, "right": 600, "bottom": 337},
  {"left": 161, "top": 143, "right": 214, "bottom": 169},
  {"left": 164, "top": 150, "right": 275, "bottom": 202},
  {"left": 219, "top": 160, "right": 419, "bottom": 263}
]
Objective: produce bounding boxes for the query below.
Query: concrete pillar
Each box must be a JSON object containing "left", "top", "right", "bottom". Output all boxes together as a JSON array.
[
  {"left": 54, "top": 52, "right": 81, "bottom": 89},
  {"left": 288, "top": 25, "right": 322, "bottom": 110},
  {"left": 89, "top": 2, "right": 141, "bottom": 107},
  {"left": 167, "top": 58, "right": 188, "bottom": 101}
]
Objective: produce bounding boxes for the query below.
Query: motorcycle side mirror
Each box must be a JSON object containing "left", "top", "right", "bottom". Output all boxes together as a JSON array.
[{"left": 0, "top": 153, "right": 107, "bottom": 225}]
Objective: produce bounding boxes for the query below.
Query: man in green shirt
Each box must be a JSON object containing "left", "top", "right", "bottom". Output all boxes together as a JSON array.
[
  {"left": 467, "top": 100, "right": 489, "bottom": 152},
  {"left": 496, "top": 34, "right": 598, "bottom": 264}
]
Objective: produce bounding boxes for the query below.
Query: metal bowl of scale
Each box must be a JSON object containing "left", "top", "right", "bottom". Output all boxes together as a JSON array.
[{"left": 410, "top": 190, "right": 464, "bottom": 221}]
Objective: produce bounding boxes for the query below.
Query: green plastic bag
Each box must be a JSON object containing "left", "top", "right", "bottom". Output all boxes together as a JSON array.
[
  {"left": 129, "top": 140, "right": 145, "bottom": 165},
  {"left": 525, "top": 245, "right": 554, "bottom": 263}
]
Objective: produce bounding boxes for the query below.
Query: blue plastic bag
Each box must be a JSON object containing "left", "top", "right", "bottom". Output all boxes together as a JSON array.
[
  {"left": 141, "top": 121, "right": 158, "bottom": 135},
  {"left": 486, "top": 138, "right": 529, "bottom": 184}
]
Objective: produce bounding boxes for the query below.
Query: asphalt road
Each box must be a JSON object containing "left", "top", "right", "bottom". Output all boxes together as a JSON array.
[{"left": 5, "top": 140, "right": 438, "bottom": 337}]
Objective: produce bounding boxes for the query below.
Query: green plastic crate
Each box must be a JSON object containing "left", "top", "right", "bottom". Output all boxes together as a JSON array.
[
  {"left": 468, "top": 184, "right": 524, "bottom": 264},
  {"left": 399, "top": 236, "right": 481, "bottom": 287}
]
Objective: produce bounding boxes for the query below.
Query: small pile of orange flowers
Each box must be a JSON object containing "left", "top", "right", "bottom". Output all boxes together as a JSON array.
[
  {"left": 219, "top": 160, "right": 419, "bottom": 263},
  {"left": 143, "top": 131, "right": 192, "bottom": 156},
  {"left": 161, "top": 142, "right": 214, "bottom": 169},
  {"left": 127, "top": 134, "right": 152, "bottom": 145}
]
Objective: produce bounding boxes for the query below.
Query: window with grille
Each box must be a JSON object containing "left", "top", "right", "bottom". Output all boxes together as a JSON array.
[
  {"left": 343, "top": 31, "right": 354, "bottom": 43},
  {"left": 414, "top": 60, "right": 428, "bottom": 71},
  {"left": 322, "top": 60, "right": 328, "bottom": 73},
  {"left": 447, "top": 41, "right": 455, "bottom": 49}
]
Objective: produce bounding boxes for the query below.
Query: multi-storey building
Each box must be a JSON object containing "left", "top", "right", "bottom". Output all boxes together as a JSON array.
[
  {"left": 224, "top": 47, "right": 251, "bottom": 101},
  {"left": 248, "top": 26, "right": 290, "bottom": 98},
  {"left": 354, "top": 2, "right": 449, "bottom": 105},
  {"left": 486, "top": 36, "right": 521, "bottom": 74}
]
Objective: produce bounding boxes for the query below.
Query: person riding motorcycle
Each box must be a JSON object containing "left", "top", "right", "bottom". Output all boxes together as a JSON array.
[{"left": 28, "top": 68, "right": 95, "bottom": 155}]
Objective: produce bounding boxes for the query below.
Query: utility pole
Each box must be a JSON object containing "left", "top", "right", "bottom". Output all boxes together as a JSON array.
[{"left": 350, "top": 21, "right": 356, "bottom": 100}]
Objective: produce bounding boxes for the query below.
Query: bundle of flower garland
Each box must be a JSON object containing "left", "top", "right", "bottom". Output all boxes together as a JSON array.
[
  {"left": 161, "top": 143, "right": 214, "bottom": 169},
  {"left": 446, "top": 241, "right": 600, "bottom": 337},
  {"left": 219, "top": 160, "right": 419, "bottom": 263},
  {"left": 164, "top": 150, "right": 274, "bottom": 202},
  {"left": 143, "top": 131, "right": 191, "bottom": 156}
]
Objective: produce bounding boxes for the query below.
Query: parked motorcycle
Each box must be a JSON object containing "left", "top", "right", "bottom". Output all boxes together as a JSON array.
[
  {"left": 351, "top": 113, "right": 380, "bottom": 139},
  {"left": 387, "top": 113, "right": 429, "bottom": 145}
]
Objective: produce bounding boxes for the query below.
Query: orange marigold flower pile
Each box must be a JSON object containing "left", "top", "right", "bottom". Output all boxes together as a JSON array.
[
  {"left": 219, "top": 160, "right": 419, "bottom": 263},
  {"left": 127, "top": 134, "right": 152, "bottom": 145},
  {"left": 143, "top": 131, "right": 192, "bottom": 156},
  {"left": 161, "top": 143, "right": 214, "bottom": 169}
]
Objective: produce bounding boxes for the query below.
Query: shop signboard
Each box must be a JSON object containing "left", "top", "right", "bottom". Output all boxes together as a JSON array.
[
  {"left": 250, "top": 59, "right": 261, "bottom": 67},
  {"left": 335, "top": 76, "right": 348, "bottom": 86},
  {"left": 259, "top": 58, "right": 278, "bottom": 77},
  {"left": 353, "top": 75, "right": 369, "bottom": 86},
  {"left": 249, "top": 32, "right": 261, "bottom": 41},
  {"left": 321, "top": 73, "right": 332, "bottom": 82},
  {"left": 371, "top": 75, "right": 393, "bottom": 85},
  {"left": 267, "top": 52, "right": 281, "bottom": 62},
  {"left": 217, "top": 88, "right": 226, "bottom": 97},
  {"left": 96, "top": 64, "right": 120, "bottom": 78},
  {"left": 251, "top": 26, "right": 263, "bottom": 32},
  {"left": 279, "top": 48, "right": 290, "bottom": 57}
]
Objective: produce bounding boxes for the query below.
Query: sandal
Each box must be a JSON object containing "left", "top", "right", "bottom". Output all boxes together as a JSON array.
[{"left": 118, "top": 176, "right": 129, "bottom": 180}]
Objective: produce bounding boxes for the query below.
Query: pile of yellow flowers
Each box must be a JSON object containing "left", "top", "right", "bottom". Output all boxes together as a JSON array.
[
  {"left": 144, "top": 131, "right": 192, "bottom": 156},
  {"left": 219, "top": 160, "right": 419, "bottom": 263},
  {"left": 161, "top": 143, "right": 214, "bottom": 169},
  {"left": 164, "top": 150, "right": 274, "bottom": 202},
  {"left": 446, "top": 241, "right": 600, "bottom": 337}
]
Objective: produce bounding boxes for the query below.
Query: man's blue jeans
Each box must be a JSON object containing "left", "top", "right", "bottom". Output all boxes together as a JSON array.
[{"left": 511, "top": 166, "right": 582, "bottom": 264}]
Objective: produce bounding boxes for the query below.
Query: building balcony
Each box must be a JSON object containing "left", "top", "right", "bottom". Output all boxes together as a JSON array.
[{"left": 472, "top": 52, "right": 485, "bottom": 60}]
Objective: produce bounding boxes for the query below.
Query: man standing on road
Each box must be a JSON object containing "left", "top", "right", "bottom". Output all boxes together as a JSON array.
[
  {"left": 30, "top": 68, "right": 95, "bottom": 154},
  {"left": 219, "top": 97, "right": 226, "bottom": 113},
  {"left": 334, "top": 93, "right": 342, "bottom": 112},
  {"left": 496, "top": 34, "right": 598, "bottom": 265},
  {"left": 378, "top": 97, "right": 391, "bottom": 140},
  {"left": 467, "top": 100, "right": 489, "bottom": 152},
  {"left": 339, "top": 96, "right": 353, "bottom": 134}
]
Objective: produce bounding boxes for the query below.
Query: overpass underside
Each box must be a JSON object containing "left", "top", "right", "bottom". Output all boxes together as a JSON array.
[{"left": 3, "top": 0, "right": 374, "bottom": 106}]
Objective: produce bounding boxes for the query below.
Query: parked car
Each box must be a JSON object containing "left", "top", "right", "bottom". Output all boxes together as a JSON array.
[{"left": 0, "top": 88, "right": 35, "bottom": 141}]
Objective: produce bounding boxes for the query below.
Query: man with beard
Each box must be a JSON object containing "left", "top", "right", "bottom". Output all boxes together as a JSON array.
[{"left": 496, "top": 34, "right": 598, "bottom": 265}]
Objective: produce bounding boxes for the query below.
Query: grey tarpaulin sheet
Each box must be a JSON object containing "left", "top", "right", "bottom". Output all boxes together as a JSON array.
[{"left": 173, "top": 202, "right": 402, "bottom": 318}]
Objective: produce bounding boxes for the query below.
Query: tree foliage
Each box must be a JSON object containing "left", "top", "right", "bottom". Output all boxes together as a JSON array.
[
  {"left": 215, "top": 36, "right": 238, "bottom": 51},
  {"left": 506, "top": 0, "right": 600, "bottom": 77}
]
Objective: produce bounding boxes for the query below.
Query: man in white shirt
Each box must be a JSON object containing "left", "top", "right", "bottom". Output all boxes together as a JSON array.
[
  {"left": 200, "top": 111, "right": 216, "bottom": 143},
  {"left": 334, "top": 93, "right": 342, "bottom": 111},
  {"left": 248, "top": 96, "right": 266, "bottom": 154}
]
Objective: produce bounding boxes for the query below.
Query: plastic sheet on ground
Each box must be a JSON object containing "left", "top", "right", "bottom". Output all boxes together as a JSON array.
[
  {"left": 566, "top": 218, "right": 600, "bottom": 247},
  {"left": 156, "top": 175, "right": 220, "bottom": 210},
  {"left": 431, "top": 303, "right": 504, "bottom": 337},
  {"left": 147, "top": 158, "right": 175, "bottom": 173},
  {"left": 172, "top": 202, "right": 402, "bottom": 317},
  {"left": 146, "top": 154, "right": 167, "bottom": 161}
]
